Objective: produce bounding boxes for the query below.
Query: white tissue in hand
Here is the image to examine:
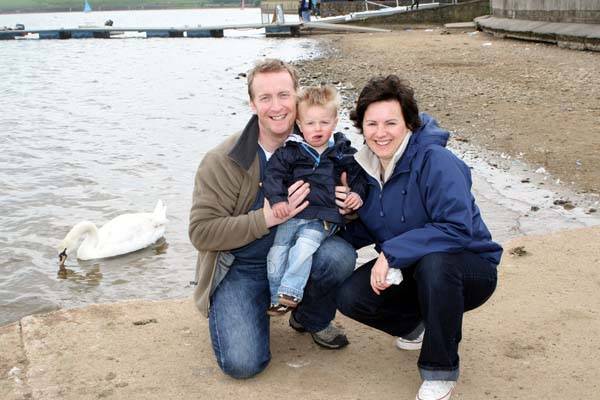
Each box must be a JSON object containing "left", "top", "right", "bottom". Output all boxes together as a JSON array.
[{"left": 385, "top": 268, "right": 403, "bottom": 285}]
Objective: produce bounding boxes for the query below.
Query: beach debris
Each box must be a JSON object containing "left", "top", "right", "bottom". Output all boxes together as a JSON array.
[
  {"left": 482, "top": 42, "right": 492, "bottom": 47},
  {"left": 467, "top": 31, "right": 478, "bottom": 36},
  {"left": 454, "top": 136, "right": 469, "bottom": 143},
  {"left": 553, "top": 199, "right": 575, "bottom": 210},
  {"left": 521, "top": 178, "right": 530, "bottom": 183},
  {"left": 530, "top": 206, "right": 539, "bottom": 212},
  {"left": 576, "top": 160, "right": 582, "bottom": 167},
  {"left": 133, "top": 318, "right": 158, "bottom": 326},
  {"left": 287, "top": 360, "right": 311, "bottom": 368},
  {"left": 509, "top": 246, "right": 528, "bottom": 257},
  {"left": 587, "top": 208, "right": 597, "bottom": 214},
  {"left": 238, "top": 72, "right": 247, "bottom": 78}
]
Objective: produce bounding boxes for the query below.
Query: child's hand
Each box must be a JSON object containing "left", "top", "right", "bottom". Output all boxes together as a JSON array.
[
  {"left": 344, "top": 192, "right": 363, "bottom": 210},
  {"left": 272, "top": 202, "right": 291, "bottom": 219}
]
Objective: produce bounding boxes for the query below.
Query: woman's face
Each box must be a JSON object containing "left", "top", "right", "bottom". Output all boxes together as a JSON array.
[{"left": 362, "top": 100, "right": 410, "bottom": 167}]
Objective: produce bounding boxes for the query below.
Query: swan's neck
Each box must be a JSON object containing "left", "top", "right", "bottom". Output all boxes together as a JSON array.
[{"left": 66, "top": 221, "right": 99, "bottom": 250}]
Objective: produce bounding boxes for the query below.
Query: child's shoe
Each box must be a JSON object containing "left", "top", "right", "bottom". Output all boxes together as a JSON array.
[
  {"left": 267, "top": 303, "right": 290, "bottom": 316},
  {"left": 278, "top": 293, "right": 301, "bottom": 308}
]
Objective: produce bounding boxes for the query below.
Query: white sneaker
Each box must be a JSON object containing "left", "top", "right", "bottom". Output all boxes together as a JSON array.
[
  {"left": 395, "top": 330, "right": 424, "bottom": 351},
  {"left": 416, "top": 380, "right": 455, "bottom": 400}
]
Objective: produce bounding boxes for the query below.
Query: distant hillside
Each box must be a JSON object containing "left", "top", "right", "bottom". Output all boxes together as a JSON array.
[{"left": 0, "top": 0, "right": 257, "bottom": 13}]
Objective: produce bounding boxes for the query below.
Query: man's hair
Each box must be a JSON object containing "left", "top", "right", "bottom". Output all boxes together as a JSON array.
[
  {"left": 350, "top": 75, "right": 421, "bottom": 133},
  {"left": 247, "top": 59, "right": 299, "bottom": 99},
  {"left": 297, "top": 84, "right": 340, "bottom": 115}
]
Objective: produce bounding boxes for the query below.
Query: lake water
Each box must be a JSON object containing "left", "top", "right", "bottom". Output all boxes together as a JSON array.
[{"left": 0, "top": 8, "right": 321, "bottom": 326}]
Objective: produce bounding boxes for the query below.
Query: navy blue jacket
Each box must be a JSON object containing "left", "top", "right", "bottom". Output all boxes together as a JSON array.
[
  {"left": 342, "top": 113, "right": 503, "bottom": 268},
  {"left": 264, "top": 132, "right": 367, "bottom": 224}
]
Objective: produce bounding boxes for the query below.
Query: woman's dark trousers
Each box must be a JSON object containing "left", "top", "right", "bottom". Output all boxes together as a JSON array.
[{"left": 337, "top": 251, "right": 497, "bottom": 380}]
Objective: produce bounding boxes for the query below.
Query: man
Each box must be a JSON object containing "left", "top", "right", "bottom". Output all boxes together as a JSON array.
[
  {"left": 298, "top": 0, "right": 313, "bottom": 22},
  {"left": 189, "top": 59, "right": 357, "bottom": 379}
]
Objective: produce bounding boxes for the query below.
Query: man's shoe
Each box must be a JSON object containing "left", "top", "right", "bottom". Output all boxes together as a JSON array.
[
  {"left": 289, "top": 313, "right": 349, "bottom": 349},
  {"left": 416, "top": 380, "right": 455, "bottom": 400},
  {"left": 395, "top": 330, "right": 424, "bottom": 351}
]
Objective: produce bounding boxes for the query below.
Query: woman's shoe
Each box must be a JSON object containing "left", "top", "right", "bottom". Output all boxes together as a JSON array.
[
  {"left": 395, "top": 330, "right": 424, "bottom": 350},
  {"left": 416, "top": 380, "right": 455, "bottom": 400}
]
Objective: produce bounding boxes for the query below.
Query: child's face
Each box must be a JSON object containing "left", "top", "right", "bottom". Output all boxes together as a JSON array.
[{"left": 297, "top": 103, "right": 338, "bottom": 148}]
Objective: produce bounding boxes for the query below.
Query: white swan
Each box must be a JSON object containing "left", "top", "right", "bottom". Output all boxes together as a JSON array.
[{"left": 58, "top": 200, "right": 168, "bottom": 261}]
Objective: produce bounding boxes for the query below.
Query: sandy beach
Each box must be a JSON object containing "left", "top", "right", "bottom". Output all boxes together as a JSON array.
[
  {"left": 2, "top": 227, "right": 599, "bottom": 399},
  {"left": 295, "top": 28, "right": 600, "bottom": 196},
  {"left": 1, "top": 29, "right": 599, "bottom": 399}
]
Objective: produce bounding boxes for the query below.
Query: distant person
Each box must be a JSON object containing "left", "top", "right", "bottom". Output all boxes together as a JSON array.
[
  {"left": 411, "top": 0, "right": 420, "bottom": 10},
  {"left": 189, "top": 59, "right": 356, "bottom": 379},
  {"left": 336, "top": 75, "right": 503, "bottom": 400},
  {"left": 298, "top": 0, "right": 313, "bottom": 22},
  {"left": 263, "top": 85, "right": 366, "bottom": 315}
]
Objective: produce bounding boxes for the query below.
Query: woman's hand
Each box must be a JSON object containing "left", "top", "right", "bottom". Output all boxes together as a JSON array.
[
  {"left": 370, "top": 252, "right": 391, "bottom": 295},
  {"left": 264, "top": 180, "right": 310, "bottom": 228},
  {"left": 336, "top": 172, "right": 354, "bottom": 215}
]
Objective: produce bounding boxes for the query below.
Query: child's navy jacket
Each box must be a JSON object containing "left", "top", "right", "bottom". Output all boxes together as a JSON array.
[{"left": 263, "top": 132, "right": 367, "bottom": 224}]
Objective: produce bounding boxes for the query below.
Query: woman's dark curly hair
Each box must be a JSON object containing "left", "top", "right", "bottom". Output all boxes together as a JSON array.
[{"left": 350, "top": 75, "right": 421, "bottom": 133}]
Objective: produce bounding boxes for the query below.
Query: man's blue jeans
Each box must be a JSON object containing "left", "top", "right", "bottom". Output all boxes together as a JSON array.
[
  {"left": 208, "top": 235, "right": 356, "bottom": 379},
  {"left": 337, "top": 251, "right": 497, "bottom": 381},
  {"left": 267, "top": 218, "right": 326, "bottom": 305}
]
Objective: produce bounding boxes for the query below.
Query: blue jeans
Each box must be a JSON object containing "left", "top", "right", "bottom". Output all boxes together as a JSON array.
[
  {"left": 208, "top": 235, "right": 356, "bottom": 379},
  {"left": 337, "top": 251, "right": 497, "bottom": 381},
  {"left": 267, "top": 218, "right": 327, "bottom": 304}
]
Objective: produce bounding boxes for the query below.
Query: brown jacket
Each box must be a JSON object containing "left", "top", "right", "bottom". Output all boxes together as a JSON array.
[{"left": 189, "top": 116, "right": 270, "bottom": 317}]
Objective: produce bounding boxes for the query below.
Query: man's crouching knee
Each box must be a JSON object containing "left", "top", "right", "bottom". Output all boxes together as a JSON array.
[{"left": 218, "top": 354, "right": 270, "bottom": 379}]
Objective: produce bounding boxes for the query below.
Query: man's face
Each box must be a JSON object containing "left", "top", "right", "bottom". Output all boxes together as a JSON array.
[{"left": 249, "top": 71, "right": 297, "bottom": 141}]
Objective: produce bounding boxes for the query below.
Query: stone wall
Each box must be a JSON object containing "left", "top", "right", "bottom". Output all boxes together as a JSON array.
[
  {"left": 327, "top": 0, "right": 490, "bottom": 25},
  {"left": 491, "top": 0, "right": 600, "bottom": 24}
]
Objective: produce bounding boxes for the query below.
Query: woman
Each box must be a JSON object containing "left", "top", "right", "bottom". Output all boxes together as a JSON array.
[{"left": 337, "top": 75, "right": 502, "bottom": 400}]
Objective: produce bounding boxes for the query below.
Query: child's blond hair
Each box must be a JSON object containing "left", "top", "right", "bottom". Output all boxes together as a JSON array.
[{"left": 297, "top": 85, "right": 340, "bottom": 114}]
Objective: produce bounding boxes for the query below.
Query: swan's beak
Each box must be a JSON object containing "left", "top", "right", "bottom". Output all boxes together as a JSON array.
[{"left": 58, "top": 248, "right": 68, "bottom": 267}]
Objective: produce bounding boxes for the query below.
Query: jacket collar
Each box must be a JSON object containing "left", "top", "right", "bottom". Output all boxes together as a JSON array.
[
  {"left": 227, "top": 115, "right": 260, "bottom": 171},
  {"left": 355, "top": 132, "right": 413, "bottom": 186}
]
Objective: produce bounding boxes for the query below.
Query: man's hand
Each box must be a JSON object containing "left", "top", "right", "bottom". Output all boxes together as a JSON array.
[
  {"left": 370, "top": 252, "right": 391, "bottom": 295},
  {"left": 271, "top": 202, "right": 290, "bottom": 219},
  {"left": 263, "top": 180, "right": 310, "bottom": 228},
  {"left": 344, "top": 192, "right": 363, "bottom": 211},
  {"left": 335, "top": 172, "right": 354, "bottom": 215}
]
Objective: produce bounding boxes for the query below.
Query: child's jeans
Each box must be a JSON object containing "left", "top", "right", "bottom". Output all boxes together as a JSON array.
[{"left": 267, "top": 218, "right": 328, "bottom": 305}]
